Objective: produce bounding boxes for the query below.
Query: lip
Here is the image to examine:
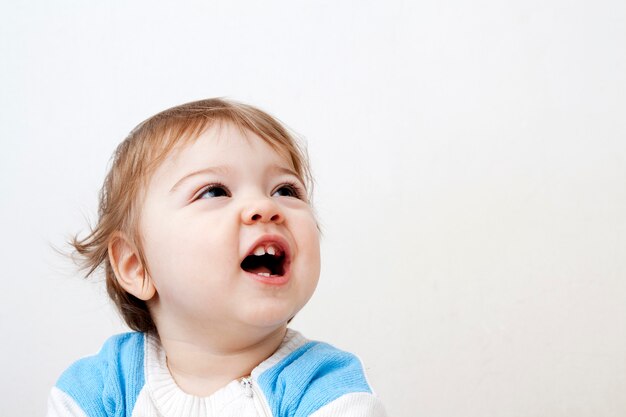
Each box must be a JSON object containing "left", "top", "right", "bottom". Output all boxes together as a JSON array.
[{"left": 242, "top": 234, "right": 292, "bottom": 286}]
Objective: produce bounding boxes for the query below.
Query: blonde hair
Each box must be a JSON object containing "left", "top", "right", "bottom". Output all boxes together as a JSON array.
[{"left": 72, "top": 98, "right": 312, "bottom": 333}]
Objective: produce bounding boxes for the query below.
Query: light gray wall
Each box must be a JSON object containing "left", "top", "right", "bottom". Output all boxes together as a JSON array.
[{"left": 1, "top": 1, "right": 625, "bottom": 416}]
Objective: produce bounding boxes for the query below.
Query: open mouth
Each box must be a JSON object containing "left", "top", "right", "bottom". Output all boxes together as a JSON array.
[{"left": 240, "top": 241, "right": 288, "bottom": 277}]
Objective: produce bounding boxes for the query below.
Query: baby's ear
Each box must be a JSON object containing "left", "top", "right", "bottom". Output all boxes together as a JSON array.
[{"left": 108, "top": 232, "right": 156, "bottom": 301}]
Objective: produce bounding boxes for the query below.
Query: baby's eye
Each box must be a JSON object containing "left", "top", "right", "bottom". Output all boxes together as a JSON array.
[
  {"left": 196, "top": 184, "right": 230, "bottom": 200},
  {"left": 272, "top": 183, "right": 303, "bottom": 199}
]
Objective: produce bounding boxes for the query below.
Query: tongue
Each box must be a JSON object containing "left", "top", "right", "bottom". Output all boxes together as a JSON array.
[{"left": 246, "top": 265, "right": 272, "bottom": 275}]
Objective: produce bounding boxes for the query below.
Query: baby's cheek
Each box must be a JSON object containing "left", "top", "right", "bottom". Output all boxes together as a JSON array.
[{"left": 304, "top": 221, "right": 321, "bottom": 257}]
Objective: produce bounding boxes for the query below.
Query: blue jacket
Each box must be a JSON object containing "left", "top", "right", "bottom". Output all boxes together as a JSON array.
[{"left": 47, "top": 329, "right": 386, "bottom": 417}]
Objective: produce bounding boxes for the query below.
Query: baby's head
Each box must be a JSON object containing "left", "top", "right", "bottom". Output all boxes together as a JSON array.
[{"left": 74, "top": 98, "right": 320, "bottom": 335}]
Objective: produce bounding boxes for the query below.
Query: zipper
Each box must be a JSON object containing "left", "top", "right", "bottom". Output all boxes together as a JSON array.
[
  {"left": 239, "top": 377, "right": 271, "bottom": 417},
  {"left": 240, "top": 376, "right": 253, "bottom": 397}
]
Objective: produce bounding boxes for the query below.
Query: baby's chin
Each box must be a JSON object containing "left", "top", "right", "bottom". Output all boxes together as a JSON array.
[{"left": 237, "top": 300, "right": 306, "bottom": 329}]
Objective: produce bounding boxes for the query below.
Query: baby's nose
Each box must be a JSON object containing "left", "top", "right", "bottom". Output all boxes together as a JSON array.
[{"left": 241, "top": 198, "right": 284, "bottom": 225}]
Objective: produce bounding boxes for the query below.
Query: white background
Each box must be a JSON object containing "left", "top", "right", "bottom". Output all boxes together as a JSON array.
[{"left": 1, "top": 1, "right": 625, "bottom": 416}]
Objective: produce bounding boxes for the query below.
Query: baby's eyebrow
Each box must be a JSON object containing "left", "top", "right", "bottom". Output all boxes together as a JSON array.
[
  {"left": 268, "top": 165, "right": 300, "bottom": 179},
  {"left": 169, "top": 166, "right": 231, "bottom": 193}
]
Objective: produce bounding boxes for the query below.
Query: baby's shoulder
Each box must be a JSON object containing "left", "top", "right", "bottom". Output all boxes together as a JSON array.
[
  {"left": 52, "top": 332, "right": 146, "bottom": 416},
  {"left": 257, "top": 333, "right": 386, "bottom": 416}
]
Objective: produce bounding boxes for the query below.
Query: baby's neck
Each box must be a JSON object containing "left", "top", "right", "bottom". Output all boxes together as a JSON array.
[{"left": 158, "top": 325, "right": 287, "bottom": 397}]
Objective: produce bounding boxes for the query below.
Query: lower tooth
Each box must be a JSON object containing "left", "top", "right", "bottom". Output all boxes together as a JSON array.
[{"left": 258, "top": 272, "right": 270, "bottom": 277}]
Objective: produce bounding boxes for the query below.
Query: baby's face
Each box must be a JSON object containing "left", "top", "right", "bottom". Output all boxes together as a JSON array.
[{"left": 138, "top": 123, "right": 320, "bottom": 333}]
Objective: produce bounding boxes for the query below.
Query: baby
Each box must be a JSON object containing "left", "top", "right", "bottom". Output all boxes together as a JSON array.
[{"left": 47, "top": 98, "right": 386, "bottom": 417}]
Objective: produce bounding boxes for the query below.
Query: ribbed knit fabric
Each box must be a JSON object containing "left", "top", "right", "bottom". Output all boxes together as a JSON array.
[{"left": 47, "top": 329, "right": 386, "bottom": 417}]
